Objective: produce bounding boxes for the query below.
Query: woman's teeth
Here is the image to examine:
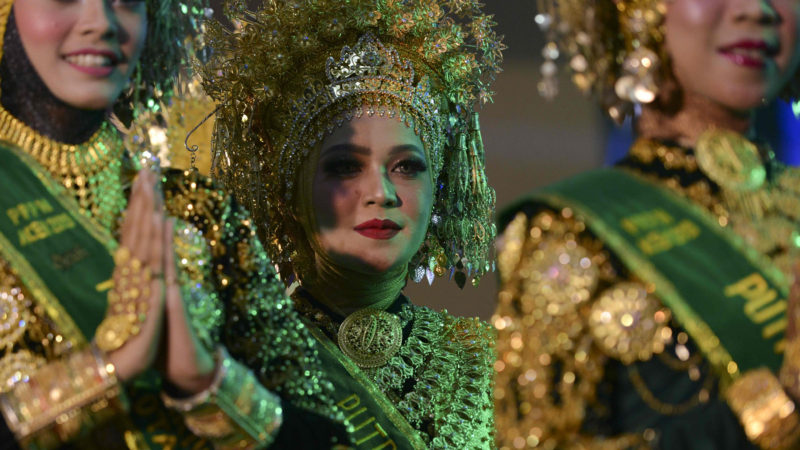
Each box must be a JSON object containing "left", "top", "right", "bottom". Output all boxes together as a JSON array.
[
  {"left": 65, "top": 54, "right": 112, "bottom": 67},
  {"left": 727, "top": 48, "right": 765, "bottom": 59}
]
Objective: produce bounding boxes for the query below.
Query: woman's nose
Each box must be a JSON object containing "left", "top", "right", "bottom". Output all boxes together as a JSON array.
[
  {"left": 363, "top": 168, "right": 398, "bottom": 207},
  {"left": 75, "top": 0, "right": 120, "bottom": 40}
]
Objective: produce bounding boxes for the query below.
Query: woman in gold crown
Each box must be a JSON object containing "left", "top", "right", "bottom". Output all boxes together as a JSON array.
[
  {"left": 495, "top": 0, "right": 800, "bottom": 448},
  {"left": 200, "top": 0, "right": 503, "bottom": 447},
  {"left": 0, "top": 0, "right": 344, "bottom": 448}
]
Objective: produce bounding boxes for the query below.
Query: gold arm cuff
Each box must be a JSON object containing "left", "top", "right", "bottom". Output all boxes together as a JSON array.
[
  {"left": 726, "top": 368, "right": 800, "bottom": 449},
  {"left": 0, "top": 345, "right": 124, "bottom": 448},
  {"left": 161, "top": 346, "right": 282, "bottom": 449}
]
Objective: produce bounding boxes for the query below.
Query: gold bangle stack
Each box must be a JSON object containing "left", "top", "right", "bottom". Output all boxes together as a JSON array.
[
  {"left": 0, "top": 346, "right": 124, "bottom": 447},
  {"left": 95, "top": 247, "right": 151, "bottom": 352},
  {"left": 161, "top": 347, "right": 283, "bottom": 449},
  {"left": 726, "top": 369, "right": 800, "bottom": 449}
]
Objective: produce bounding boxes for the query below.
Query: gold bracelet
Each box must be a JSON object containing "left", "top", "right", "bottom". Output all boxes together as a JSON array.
[
  {"left": 95, "top": 247, "right": 151, "bottom": 352},
  {"left": 726, "top": 368, "right": 800, "bottom": 449},
  {"left": 161, "top": 347, "right": 283, "bottom": 449},
  {"left": 0, "top": 345, "right": 125, "bottom": 447}
]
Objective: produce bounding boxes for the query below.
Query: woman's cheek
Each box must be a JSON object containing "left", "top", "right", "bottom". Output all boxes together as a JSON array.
[{"left": 15, "top": 7, "right": 72, "bottom": 51}]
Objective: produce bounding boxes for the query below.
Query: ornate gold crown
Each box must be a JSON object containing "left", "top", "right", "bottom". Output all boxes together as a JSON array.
[
  {"left": 201, "top": 0, "right": 504, "bottom": 286},
  {"left": 534, "top": 0, "right": 800, "bottom": 120},
  {"left": 278, "top": 33, "right": 447, "bottom": 204}
]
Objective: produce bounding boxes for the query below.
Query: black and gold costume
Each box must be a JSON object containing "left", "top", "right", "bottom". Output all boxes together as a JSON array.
[{"left": 495, "top": 134, "right": 800, "bottom": 449}]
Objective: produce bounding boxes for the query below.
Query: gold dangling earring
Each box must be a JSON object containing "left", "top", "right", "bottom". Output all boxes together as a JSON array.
[{"left": 614, "top": 1, "right": 664, "bottom": 105}]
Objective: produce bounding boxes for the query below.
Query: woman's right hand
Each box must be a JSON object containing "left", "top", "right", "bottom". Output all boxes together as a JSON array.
[{"left": 101, "top": 170, "right": 167, "bottom": 381}]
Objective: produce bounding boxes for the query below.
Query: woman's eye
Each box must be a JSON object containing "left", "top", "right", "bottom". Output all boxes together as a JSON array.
[
  {"left": 393, "top": 158, "right": 428, "bottom": 177},
  {"left": 111, "top": 0, "right": 146, "bottom": 6},
  {"left": 322, "top": 158, "right": 362, "bottom": 177}
]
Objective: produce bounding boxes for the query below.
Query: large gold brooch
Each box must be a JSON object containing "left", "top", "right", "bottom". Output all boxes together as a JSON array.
[
  {"left": 695, "top": 129, "right": 766, "bottom": 192},
  {"left": 588, "top": 282, "right": 671, "bottom": 364},
  {"left": 338, "top": 308, "right": 402, "bottom": 368}
]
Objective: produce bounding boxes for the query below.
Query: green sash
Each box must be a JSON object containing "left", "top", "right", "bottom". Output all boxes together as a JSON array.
[
  {"left": 0, "top": 141, "right": 115, "bottom": 342},
  {"left": 308, "top": 326, "right": 427, "bottom": 450},
  {"left": 0, "top": 142, "right": 211, "bottom": 449},
  {"left": 511, "top": 168, "right": 788, "bottom": 381}
]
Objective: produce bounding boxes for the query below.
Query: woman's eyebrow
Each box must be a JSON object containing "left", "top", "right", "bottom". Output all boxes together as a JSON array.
[
  {"left": 390, "top": 144, "right": 425, "bottom": 156},
  {"left": 321, "top": 143, "right": 370, "bottom": 156}
]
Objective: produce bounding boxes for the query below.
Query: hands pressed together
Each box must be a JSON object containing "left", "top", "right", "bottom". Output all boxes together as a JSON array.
[{"left": 101, "top": 169, "right": 216, "bottom": 394}]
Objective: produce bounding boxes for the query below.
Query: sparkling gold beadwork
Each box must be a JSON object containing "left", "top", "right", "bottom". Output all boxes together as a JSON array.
[
  {"left": 337, "top": 308, "right": 402, "bottom": 368},
  {"left": 95, "top": 248, "right": 150, "bottom": 352},
  {"left": 629, "top": 135, "right": 800, "bottom": 278},
  {"left": 295, "top": 295, "right": 495, "bottom": 447},
  {"left": 0, "top": 106, "right": 126, "bottom": 233},
  {"left": 589, "top": 282, "right": 671, "bottom": 364},
  {"left": 0, "top": 289, "right": 29, "bottom": 350},
  {"left": 0, "top": 350, "right": 45, "bottom": 393},
  {"left": 522, "top": 234, "right": 599, "bottom": 316},
  {"left": 695, "top": 129, "right": 766, "bottom": 193}
]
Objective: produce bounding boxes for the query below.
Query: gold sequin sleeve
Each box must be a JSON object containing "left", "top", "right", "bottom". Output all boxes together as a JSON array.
[
  {"left": 161, "top": 170, "right": 341, "bottom": 434},
  {"left": 494, "top": 209, "right": 654, "bottom": 449}
]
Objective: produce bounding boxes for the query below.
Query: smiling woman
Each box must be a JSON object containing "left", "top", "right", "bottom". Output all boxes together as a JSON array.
[
  {"left": 13, "top": 0, "right": 146, "bottom": 111},
  {"left": 0, "top": 0, "right": 343, "bottom": 449},
  {"left": 201, "top": 0, "right": 504, "bottom": 447}
]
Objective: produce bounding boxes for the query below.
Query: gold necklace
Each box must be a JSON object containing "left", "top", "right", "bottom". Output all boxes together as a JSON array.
[
  {"left": 293, "top": 292, "right": 404, "bottom": 368},
  {"left": 0, "top": 106, "right": 127, "bottom": 233}
]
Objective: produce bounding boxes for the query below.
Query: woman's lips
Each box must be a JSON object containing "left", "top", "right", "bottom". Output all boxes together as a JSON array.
[
  {"left": 718, "top": 39, "right": 777, "bottom": 69},
  {"left": 354, "top": 219, "right": 402, "bottom": 240},
  {"left": 63, "top": 49, "right": 120, "bottom": 77}
]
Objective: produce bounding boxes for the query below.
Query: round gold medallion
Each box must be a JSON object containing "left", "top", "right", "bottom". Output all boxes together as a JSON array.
[
  {"left": 588, "top": 282, "right": 671, "bottom": 364},
  {"left": 338, "top": 308, "right": 402, "bottom": 368},
  {"left": 695, "top": 129, "right": 766, "bottom": 192}
]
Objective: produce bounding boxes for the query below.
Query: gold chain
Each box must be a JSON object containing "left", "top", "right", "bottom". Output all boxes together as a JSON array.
[
  {"left": 0, "top": 106, "right": 127, "bottom": 233},
  {"left": 628, "top": 363, "right": 715, "bottom": 416}
]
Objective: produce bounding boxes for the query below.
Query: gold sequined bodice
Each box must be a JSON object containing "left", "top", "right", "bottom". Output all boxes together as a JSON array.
[{"left": 494, "top": 130, "right": 800, "bottom": 449}]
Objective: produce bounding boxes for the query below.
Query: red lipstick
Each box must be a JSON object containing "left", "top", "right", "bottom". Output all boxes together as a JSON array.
[
  {"left": 354, "top": 219, "right": 402, "bottom": 240},
  {"left": 718, "top": 39, "right": 777, "bottom": 69}
]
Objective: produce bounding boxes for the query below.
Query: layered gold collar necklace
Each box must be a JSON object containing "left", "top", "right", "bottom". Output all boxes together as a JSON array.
[{"left": 0, "top": 105, "right": 127, "bottom": 233}]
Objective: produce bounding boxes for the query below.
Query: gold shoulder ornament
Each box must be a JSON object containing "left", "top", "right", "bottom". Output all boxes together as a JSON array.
[{"left": 588, "top": 282, "right": 671, "bottom": 364}]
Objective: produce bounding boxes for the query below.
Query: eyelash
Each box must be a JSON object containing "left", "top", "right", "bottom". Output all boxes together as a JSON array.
[{"left": 321, "top": 157, "right": 428, "bottom": 178}]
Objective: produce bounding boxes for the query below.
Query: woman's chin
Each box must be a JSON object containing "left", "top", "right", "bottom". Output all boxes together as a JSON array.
[{"left": 330, "top": 252, "right": 407, "bottom": 275}]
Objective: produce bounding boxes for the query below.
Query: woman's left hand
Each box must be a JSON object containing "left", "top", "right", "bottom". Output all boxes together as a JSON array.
[{"left": 161, "top": 217, "right": 218, "bottom": 394}]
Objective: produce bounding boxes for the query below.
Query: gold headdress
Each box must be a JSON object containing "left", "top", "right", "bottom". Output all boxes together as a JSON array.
[
  {"left": 535, "top": 0, "right": 800, "bottom": 121},
  {"left": 202, "top": 0, "right": 504, "bottom": 287}
]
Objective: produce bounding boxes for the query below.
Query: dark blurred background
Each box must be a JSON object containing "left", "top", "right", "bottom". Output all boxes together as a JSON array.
[{"left": 207, "top": 0, "right": 800, "bottom": 320}]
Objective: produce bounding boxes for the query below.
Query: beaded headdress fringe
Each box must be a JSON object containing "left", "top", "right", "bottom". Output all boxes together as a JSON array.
[{"left": 201, "top": 0, "right": 505, "bottom": 287}]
